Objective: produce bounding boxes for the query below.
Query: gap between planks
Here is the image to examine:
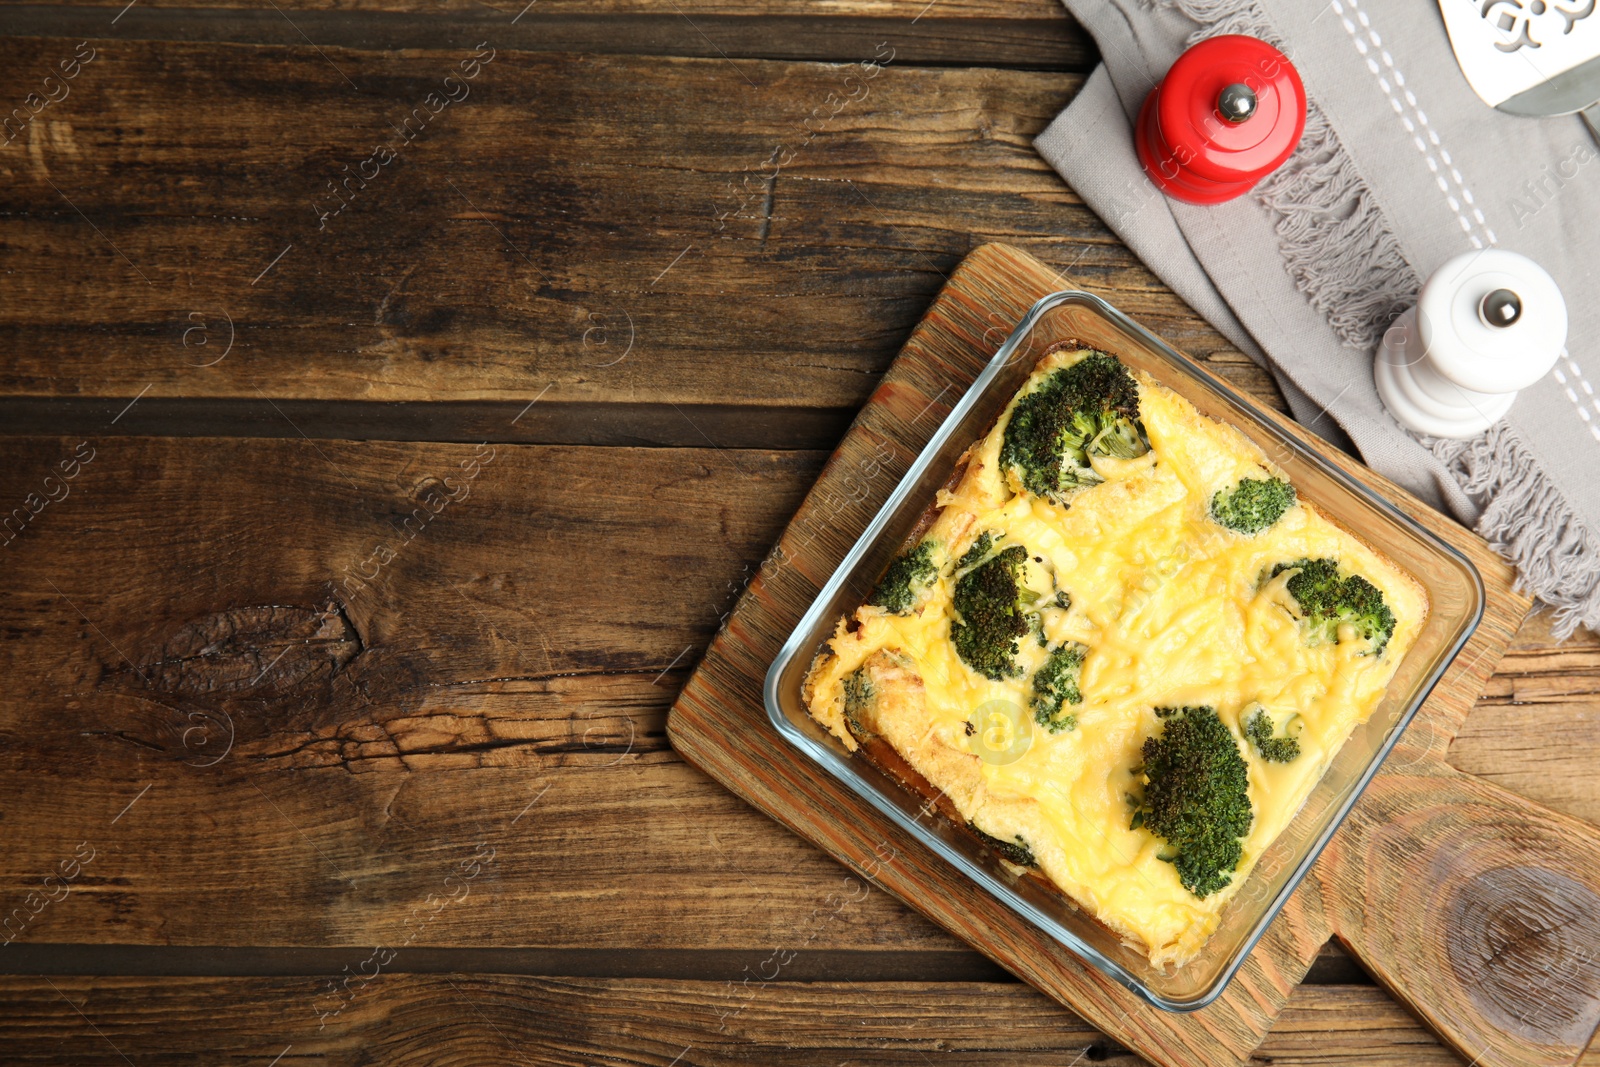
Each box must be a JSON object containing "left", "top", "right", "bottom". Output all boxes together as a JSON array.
[
  {"left": 0, "top": 398, "right": 855, "bottom": 450},
  {"left": 0, "top": 942, "right": 1368, "bottom": 983}
]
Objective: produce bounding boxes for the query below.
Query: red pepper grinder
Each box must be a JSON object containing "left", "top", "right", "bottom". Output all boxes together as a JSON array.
[{"left": 1136, "top": 34, "right": 1307, "bottom": 205}]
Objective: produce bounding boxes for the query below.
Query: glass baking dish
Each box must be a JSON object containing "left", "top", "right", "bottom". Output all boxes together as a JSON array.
[{"left": 763, "top": 290, "right": 1484, "bottom": 1011}]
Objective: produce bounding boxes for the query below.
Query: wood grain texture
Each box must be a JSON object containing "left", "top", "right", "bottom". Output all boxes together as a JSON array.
[
  {"left": 0, "top": 437, "right": 977, "bottom": 953},
  {"left": 0, "top": 975, "right": 1553, "bottom": 1066},
  {"left": 1455, "top": 614, "right": 1600, "bottom": 824},
  {"left": 0, "top": 38, "right": 1279, "bottom": 440},
  {"left": 667, "top": 243, "right": 1600, "bottom": 1067},
  {"left": 0, "top": 8, "right": 1095, "bottom": 70}
]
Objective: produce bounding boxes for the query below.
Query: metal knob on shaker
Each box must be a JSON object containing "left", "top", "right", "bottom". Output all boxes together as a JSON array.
[
  {"left": 1374, "top": 249, "right": 1567, "bottom": 439},
  {"left": 1136, "top": 35, "right": 1308, "bottom": 205}
]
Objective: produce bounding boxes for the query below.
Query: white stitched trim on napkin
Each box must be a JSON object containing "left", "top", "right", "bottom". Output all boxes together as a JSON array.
[
  {"left": 1326, "top": 0, "right": 1600, "bottom": 444},
  {"left": 1328, "top": 0, "right": 1495, "bottom": 248}
]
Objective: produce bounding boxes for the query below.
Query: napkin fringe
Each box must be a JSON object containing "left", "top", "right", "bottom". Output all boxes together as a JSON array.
[
  {"left": 1163, "top": 0, "right": 1281, "bottom": 42},
  {"left": 1253, "top": 110, "right": 1421, "bottom": 350},
  {"left": 1162, "top": 0, "right": 1420, "bottom": 350},
  {"left": 1430, "top": 425, "right": 1600, "bottom": 638}
]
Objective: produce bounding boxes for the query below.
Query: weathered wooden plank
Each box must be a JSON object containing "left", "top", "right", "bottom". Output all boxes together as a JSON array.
[
  {"left": 0, "top": 9, "right": 1094, "bottom": 70},
  {"left": 0, "top": 40, "right": 1276, "bottom": 441},
  {"left": 0, "top": 976, "right": 1498, "bottom": 1066},
  {"left": 1449, "top": 614, "right": 1600, "bottom": 826},
  {"left": 0, "top": 437, "right": 977, "bottom": 952},
  {"left": 0, "top": 0, "right": 1064, "bottom": 17},
  {"left": 1449, "top": 703, "right": 1600, "bottom": 829},
  {"left": 1478, "top": 610, "right": 1600, "bottom": 705},
  {"left": 1451, "top": 618, "right": 1600, "bottom": 831}
]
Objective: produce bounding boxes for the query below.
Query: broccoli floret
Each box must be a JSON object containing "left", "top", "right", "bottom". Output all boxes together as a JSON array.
[
  {"left": 969, "top": 823, "right": 1037, "bottom": 868},
  {"left": 841, "top": 668, "right": 876, "bottom": 740},
  {"left": 949, "top": 543, "right": 1032, "bottom": 680},
  {"left": 956, "top": 531, "right": 996, "bottom": 569},
  {"left": 1000, "top": 352, "right": 1148, "bottom": 505},
  {"left": 949, "top": 534, "right": 1068, "bottom": 680},
  {"left": 1243, "top": 707, "right": 1300, "bottom": 763},
  {"left": 1211, "top": 476, "right": 1296, "bottom": 535},
  {"left": 1268, "top": 558, "right": 1396, "bottom": 655},
  {"left": 1031, "top": 642, "right": 1087, "bottom": 733},
  {"left": 1133, "top": 706, "right": 1253, "bottom": 899},
  {"left": 868, "top": 539, "right": 939, "bottom": 614}
]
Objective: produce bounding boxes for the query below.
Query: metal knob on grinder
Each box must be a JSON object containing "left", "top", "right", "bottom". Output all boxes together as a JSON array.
[
  {"left": 1136, "top": 35, "right": 1307, "bottom": 205},
  {"left": 1374, "top": 250, "right": 1567, "bottom": 439}
]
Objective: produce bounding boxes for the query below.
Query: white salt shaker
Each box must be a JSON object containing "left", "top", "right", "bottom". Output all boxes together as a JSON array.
[{"left": 1374, "top": 249, "right": 1567, "bottom": 439}]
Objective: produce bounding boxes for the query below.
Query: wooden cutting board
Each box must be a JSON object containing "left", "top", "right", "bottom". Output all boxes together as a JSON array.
[{"left": 667, "top": 243, "right": 1600, "bottom": 1067}]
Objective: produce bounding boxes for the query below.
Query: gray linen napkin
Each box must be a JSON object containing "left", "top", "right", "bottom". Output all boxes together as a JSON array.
[{"left": 1035, "top": 0, "right": 1600, "bottom": 636}]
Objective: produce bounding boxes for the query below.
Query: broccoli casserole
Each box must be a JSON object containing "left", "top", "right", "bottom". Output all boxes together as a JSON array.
[{"left": 802, "top": 345, "right": 1427, "bottom": 967}]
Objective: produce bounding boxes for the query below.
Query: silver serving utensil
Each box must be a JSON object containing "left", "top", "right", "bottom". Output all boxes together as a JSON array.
[{"left": 1438, "top": 0, "right": 1600, "bottom": 142}]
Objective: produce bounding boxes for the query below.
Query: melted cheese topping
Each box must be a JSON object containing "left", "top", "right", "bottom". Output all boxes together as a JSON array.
[{"left": 803, "top": 348, "right": 1427, "bottom": 967}]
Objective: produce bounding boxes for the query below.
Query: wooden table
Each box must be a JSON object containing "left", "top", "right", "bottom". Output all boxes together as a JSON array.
[{"left": 1, "top": 4, "right": 1595, "bottom": 1063}]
